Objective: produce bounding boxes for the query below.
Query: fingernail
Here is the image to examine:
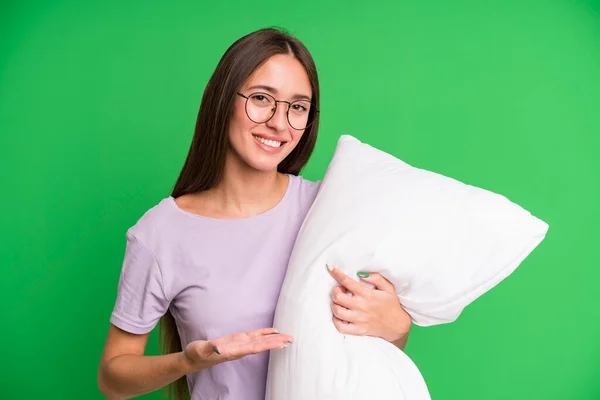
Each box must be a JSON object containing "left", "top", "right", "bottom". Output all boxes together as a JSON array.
[
  {"left": 326, "top": 264, "right": 333, "bottom": 272},
  {"left": 269, "top": 332, "right": 280, "bottom": 335},
  {"left": 213, "top": 346, "right": 221, "bottom": 355},
  {"left": 357, "top": 271, "right": 370, "bottom": 278}
]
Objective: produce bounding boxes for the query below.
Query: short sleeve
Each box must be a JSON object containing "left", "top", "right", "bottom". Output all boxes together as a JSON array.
[{"left": 110, "top": 232, "right": 170, "bottom": 334}]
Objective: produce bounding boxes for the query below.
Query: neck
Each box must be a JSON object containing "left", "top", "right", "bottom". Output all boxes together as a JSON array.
[{"left": 210, "top": 155, "right": 288, "bottom": 218}]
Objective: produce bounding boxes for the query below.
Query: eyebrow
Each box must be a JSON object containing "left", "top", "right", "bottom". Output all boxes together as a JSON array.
[{"left": 246, "top": 84, "right": 312, "bottom": 102}]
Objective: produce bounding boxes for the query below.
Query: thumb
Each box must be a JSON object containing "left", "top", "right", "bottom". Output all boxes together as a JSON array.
[
  {"left": 201, "top": 340, "right": 222, "bottom": 358},
  {"left": 357, "top": 272, "right": 396, "bottom": 295}
]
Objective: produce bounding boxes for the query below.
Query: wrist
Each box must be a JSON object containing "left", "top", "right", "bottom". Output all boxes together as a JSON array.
[
  {"left": 177, "top": 351, "right": 196, "bottom": 375},
  {"left": 391, "top": 334, "right": 408, "bottom": 350},
  {"left": 177, "top": 350, "right": 209, "bottom": 375},
  {"left": 385, "top": 320, "right": 411, "bottom": 345}
]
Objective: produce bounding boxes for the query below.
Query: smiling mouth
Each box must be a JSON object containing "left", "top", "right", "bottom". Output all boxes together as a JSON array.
[{"left": 253, "top": 135, "right": 284, "bottom": 148}]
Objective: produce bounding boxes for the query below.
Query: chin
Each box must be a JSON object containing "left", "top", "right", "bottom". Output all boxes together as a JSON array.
[
  {"left": 246, "top": 138, "right": 297, "bottom": 172},
  {"left": 245, "top": 156, "right": 286, "bottom": 173}
]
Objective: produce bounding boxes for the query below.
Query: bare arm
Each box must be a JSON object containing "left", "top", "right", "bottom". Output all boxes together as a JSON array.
[
  {"left": 98, "top": 325, "right": 199, "bottom": 399},
  {"left": 98, "top": 324, "right": 293, "bottom": 399}
]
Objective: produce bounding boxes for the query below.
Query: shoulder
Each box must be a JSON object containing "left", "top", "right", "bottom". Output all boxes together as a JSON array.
[
  {"left": 288, "top": 174, "right": 322, "bottom": 208},
  {"left": 126, "top": 197, "right": 179, "bottom": 244}
]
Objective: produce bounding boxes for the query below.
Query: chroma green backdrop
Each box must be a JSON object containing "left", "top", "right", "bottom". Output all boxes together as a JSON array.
[{"left": 1, "top": 0, "right": 599, "bottom": 399}]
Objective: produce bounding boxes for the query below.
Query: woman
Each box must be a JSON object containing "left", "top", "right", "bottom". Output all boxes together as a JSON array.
[{"left": 98, "top": 27, "right": 412, "bottom": 400}]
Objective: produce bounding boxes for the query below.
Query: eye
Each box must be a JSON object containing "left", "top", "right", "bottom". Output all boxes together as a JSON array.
[
  {"left": 291, "top": 101, "right": 310, "bottom": 113},
  {"left": 292, "top": 104, "right": 305, "bottom": 111},
  {"left": 249, "top": 93, "right": 275, "bottom": 108},
  {"left": 251, "top": 94, "right": 267, "bottom": 102}
]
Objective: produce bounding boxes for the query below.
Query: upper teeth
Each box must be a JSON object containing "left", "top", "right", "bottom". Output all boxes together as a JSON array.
[{"left": 254, "top": 135, "right": 282, "bottom": 148}]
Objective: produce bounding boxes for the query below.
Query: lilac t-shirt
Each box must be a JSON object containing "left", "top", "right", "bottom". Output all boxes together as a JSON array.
[{"left": 110, "top": 174, "right": 321, "bottom": 400}]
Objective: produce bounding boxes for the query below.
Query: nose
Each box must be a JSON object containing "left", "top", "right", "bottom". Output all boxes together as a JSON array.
[{"left": 265, "top": 101, "right": 289, "bottom": 132}]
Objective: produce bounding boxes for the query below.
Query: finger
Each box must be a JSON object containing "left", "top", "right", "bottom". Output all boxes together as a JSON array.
[
  {"left": 336, "top": 285, "right": 349, "bottom": 295},
  {"left": 357, "top": 272, "right": 396, "bottom": 295},
  {"left": 205, "top": 340, "right": 225, "bottom": 358},
  {"left": 222, "top": 334, "right": 293, "bottom": 357},
  {"left": 254, "top": 333, "right": 295, "bottom": 351},
  {"left": 330, "top": 286, "right": 358, "bottom": 309},
  {"left": 327, "top": 265, "right": 369, "bottom": 297},
  {"left": 330, "top": 302, "right": 356, "bottom": 322},
  {"left": 195, "top": 340, "right": 222, "bottom": 359},
  {"left": 332, "top": 316, "right": 364, "bottom": 336},
  {"left": 246, "top": 327, "right": 280, "bottom": 338},
  {"left": 248, "top": 336, "right": 293, "bottom": 354},
  {"left": 332, "top": 285, "right": 350, "bottom": 298}
]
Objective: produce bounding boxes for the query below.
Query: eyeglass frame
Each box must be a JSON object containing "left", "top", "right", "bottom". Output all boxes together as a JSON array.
[{"left": 236, "top": 92, "right": 319, "bottom": 131}]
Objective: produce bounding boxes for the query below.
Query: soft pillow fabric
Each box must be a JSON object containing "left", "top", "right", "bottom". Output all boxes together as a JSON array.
[{"left": 266, "top": 135, "right": 549, "bottom": 400}]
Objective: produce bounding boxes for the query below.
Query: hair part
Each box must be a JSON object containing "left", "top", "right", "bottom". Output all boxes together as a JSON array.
[{"left": 161, "top": 26, "right": 320, "bottom": 399}]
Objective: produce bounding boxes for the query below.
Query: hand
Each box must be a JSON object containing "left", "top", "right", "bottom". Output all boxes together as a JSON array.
[
  {"left": 327, "top": 265, "right": 411, "bottom": 346},
  {"left": 182, "top": 328, "right": 293, "bottom": 371}
]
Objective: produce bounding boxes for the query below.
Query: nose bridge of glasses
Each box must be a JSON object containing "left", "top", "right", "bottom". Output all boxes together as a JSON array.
[
  {"left": 269, "top": 99, "right": 298, "bottom": 129},
  {"left": 270, "top": 99, "right": 292, "bottom": 123},
  {"left": 274, "top": 98, "right": 293, "bottom": 112}
]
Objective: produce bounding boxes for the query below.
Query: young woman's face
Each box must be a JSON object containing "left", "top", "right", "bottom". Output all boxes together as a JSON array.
[{"left": 228, "top": 54, "right": 313, "bottom": 173}]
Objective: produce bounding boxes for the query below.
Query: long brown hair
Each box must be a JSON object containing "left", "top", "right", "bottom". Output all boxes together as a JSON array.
[{"left": 160, "top": 27, "right": 321, "bottom": 399}]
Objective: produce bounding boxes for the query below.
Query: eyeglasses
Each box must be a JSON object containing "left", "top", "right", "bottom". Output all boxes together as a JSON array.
[{"left": 237, "top": 92, "right": 319, "bottom": 131}]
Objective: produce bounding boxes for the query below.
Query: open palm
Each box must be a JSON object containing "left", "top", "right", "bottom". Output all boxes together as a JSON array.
[{"left": 185, "top": 328, "right": 294, "bottom": 365}]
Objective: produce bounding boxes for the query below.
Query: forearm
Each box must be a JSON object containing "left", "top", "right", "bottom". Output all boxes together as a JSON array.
[{"left": 98, "top": 352, "right": 203, "bottom": 400}]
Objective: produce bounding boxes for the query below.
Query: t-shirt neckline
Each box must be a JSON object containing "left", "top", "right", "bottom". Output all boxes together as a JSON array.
[{"left": 166, "top": 174, "right": 294, "bottom": 222}]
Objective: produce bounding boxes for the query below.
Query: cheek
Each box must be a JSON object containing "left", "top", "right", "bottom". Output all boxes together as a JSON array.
[
  {"left": 229, "top": 106, "right": 256, "bottom": 140},
  {"left": 289, "top": 129, "right": 305, "bottom": 147},
  {"left": 231, "top": 109, "right": 245, "bottom": 131}
]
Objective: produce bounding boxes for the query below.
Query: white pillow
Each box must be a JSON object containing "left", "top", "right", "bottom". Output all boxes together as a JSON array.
[{"left": 266, "top": 135, "right": 549, "bottom": 400}]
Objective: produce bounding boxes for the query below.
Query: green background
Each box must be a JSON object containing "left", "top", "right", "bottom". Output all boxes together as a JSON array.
[{"left": 2, "top": 0, "right": 599, "bottom": 399}]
